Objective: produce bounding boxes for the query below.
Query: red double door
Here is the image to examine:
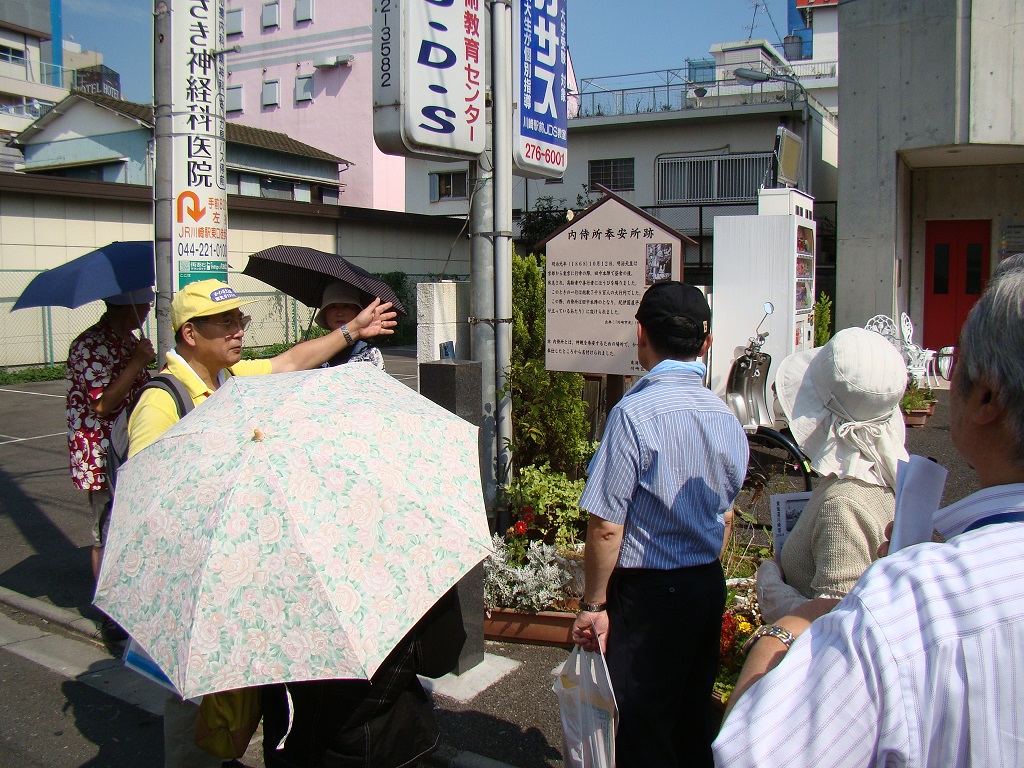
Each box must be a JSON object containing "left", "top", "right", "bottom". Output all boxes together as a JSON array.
[{"left": 923, "top": 220, "right": 990, "bottom": 351}]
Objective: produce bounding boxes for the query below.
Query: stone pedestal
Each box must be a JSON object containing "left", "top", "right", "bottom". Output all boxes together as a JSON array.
[{"left": 419, "top": 358, "right": 485, "bottom": 673}]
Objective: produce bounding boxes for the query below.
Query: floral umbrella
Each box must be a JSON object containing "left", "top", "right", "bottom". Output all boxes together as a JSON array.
[{"left": 94, "top": 365, "right": 489, "bottom": 699}]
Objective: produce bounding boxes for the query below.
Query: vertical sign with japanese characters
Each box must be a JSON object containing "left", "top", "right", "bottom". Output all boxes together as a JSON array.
[
  {"left": 512, "top": 0, "right": 568, "bottom": 178},
  {"left": 171, "top": 0, "right": 227, "bottom": 288},
  {"left": 372, "top": 0, "right": 486, "bottom": 160},
  {"left": 545, "top": 198, "right": 684, "bottom": 376}
]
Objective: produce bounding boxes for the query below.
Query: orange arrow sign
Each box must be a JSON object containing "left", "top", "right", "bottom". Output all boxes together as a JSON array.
[{"left": 176, "top": 191, "right": 207, "bottom": 223}]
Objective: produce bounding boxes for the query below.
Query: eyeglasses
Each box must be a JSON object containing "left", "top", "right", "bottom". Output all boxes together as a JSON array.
[{"left": 196, "top": 314, "right": 252, "bottom": 334}]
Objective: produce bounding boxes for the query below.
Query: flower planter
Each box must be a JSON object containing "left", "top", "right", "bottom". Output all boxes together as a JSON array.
[
  {"left": 903, "top": 408, "right": 929, "bottom": 428},
  {"left": 484, "top": 608, "right": 575, "bottom": 649}
]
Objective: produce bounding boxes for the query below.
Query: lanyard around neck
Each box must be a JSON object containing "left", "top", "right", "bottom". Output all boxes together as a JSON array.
[{"left": 963, "top": 511, "right": 1024, "bottom": 533}]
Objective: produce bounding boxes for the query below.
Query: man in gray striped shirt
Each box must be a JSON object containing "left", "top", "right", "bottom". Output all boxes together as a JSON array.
[
  {"left": 571, "top": 281, "right": 748, "bottom": 768},
  {"left": 715, "top": 254, "right": 1024, "bottom": 767}
]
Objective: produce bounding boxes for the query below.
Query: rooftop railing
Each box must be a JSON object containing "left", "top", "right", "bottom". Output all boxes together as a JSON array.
[
  {"left": 572, "top": 60, "right": 837, "bottom": 121},
  {"left": 0, "top": 55, "right": 79, "bottom": 89}
]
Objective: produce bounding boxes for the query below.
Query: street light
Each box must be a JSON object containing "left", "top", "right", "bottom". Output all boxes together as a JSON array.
[{"left": 733, "top": 67, "right": 813, "bottom": 194}]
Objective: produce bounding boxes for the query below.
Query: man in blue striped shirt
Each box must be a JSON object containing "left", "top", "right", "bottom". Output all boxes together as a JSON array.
[{"left": 571, "top": 281, "right": 748, "bottom": 768}]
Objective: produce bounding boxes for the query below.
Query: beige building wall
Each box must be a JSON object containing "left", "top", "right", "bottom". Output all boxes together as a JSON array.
[{"left": 0, "top": 177, "right": 468, "bottom": 367}]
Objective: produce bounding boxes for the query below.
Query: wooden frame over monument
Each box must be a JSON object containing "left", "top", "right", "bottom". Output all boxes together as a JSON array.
[{"left": 539, "top": 190, "right": 696, "bottom": 378}]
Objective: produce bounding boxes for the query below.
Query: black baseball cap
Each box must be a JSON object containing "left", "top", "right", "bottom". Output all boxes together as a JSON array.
[{"left": 635, "top": 281, "right": 711, "bottom": 336}]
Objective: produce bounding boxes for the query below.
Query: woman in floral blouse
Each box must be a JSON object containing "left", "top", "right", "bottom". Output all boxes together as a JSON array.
[{"left": 65, "top": 287, "right": 155, "bottom": 640}]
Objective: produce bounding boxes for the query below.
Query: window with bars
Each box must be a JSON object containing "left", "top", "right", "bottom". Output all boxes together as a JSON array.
[
  {"left": 588, "top": 158, "right": 634, "bottom": 192},
  {"left": 655, "top": 153, "right": 773, "bottom": 204},
  {"left": 429, "top": 171, "right": 468, "bottom": 202}
]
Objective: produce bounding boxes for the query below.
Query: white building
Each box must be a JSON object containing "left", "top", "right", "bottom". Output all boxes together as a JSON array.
[
  {"left": 406, "top": 34, "right": 839, "bottom": 288},
  {"left": 0, "top": 0, "right": 65, "bottom": 165}
]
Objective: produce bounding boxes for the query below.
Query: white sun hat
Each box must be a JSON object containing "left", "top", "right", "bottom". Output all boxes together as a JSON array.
[
  {"left": 314, "top": 281, "right": 366, "bottom": 330},
  {"left": 775, "top": 327, "right": 909, "bottom": 488}
]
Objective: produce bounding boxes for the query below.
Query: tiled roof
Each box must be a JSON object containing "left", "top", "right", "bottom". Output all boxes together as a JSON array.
[{"left": 72, "top": 91, "right": 349, "bottom": 165}]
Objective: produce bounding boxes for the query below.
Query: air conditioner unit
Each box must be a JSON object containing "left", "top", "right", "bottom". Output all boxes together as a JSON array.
[{"left": 313, "top": 54, "right": 355, "bottom": 68}]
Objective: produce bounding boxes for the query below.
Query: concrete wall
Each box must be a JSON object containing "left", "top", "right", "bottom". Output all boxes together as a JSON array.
[
  {"left": 836, "top": 0, "right": 959, "bottom": 329},
  {"left": 416, "top": 281, "right": 471, "bottom": 365},
  {"left": 970, "top": 0, "right": 1024, "bottom": 145},
  {"left": 836, "top": 0, "right": 1024, "bottom": 331}
]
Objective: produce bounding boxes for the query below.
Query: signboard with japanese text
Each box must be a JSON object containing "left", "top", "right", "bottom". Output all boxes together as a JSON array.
[
  {"left": 512, "top": 0, "right": 568, "bottom": 178},
  {"left": 372, "top": 0, "right": 486, "bottom": 160},
  {"left": 545, "top": 197, "right": 685, "bottom": 376},
  {"left": 170, "top": 0, "right": 228, "bottom": 288}
]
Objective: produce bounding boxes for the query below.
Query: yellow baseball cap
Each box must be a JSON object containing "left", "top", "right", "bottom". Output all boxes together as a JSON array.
[{"left": 171, "top": 279, "right": 258, "bottom": 331}]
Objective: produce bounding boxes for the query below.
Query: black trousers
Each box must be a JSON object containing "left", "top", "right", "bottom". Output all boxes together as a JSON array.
[{"left": 605, "top": 561, "right": 726, "bottom": 768}]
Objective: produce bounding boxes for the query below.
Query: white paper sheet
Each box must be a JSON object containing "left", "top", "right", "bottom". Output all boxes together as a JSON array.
[
  {"left": 771, "top": 491, "right": 813, "bottom": 556},
  {"left": 889, "top": 455, "right": 948, "bottom": 553}
]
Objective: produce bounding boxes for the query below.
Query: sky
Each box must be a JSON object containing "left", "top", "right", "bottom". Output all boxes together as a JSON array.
[{"left": 60, "top": 0, "right": 791, "bottom": 105}]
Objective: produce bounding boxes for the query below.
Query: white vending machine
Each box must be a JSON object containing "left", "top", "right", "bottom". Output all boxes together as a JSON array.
[{"left": 709, "top": 188, "right": 816, "bottom": 399}]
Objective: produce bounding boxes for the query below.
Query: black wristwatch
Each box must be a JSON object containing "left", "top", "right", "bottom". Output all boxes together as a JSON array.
[{"left": 580, "top": 601, "right": 608, "bottom": 612}]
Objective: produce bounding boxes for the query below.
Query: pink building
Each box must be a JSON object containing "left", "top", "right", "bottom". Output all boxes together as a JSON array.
[{"left": 223, "top": 0, "right": 405, "bottom": 210}]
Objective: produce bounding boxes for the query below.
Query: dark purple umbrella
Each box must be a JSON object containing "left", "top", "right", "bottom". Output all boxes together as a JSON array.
[{"left": 243, "top": 246, "right": 407, "bottom": 316}]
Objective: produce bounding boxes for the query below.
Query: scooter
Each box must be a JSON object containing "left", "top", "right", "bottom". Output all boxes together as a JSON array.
[
  {"left": 723, "top": 302, "right": 812, "bottom": 537},
  {"left": 725, "top": 301, "right": 776, "bottom": 434}
]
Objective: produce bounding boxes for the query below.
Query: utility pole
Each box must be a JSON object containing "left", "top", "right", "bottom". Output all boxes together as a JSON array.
[
  {"left": 153, "top": 1, "right": 174, "bottom": 359},
  {"left": 491, "top": 0, "right": 513, "bottom": 518},
  {"left": 469, "top": 157, "right": 497, "bottom": 515}
]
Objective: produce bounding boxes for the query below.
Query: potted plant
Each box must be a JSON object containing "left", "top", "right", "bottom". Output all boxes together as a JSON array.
[
  {"left": 483, "top": 535, "right": 580, "bottom": 647},
  {"left": 920, "top": 385, "right": 938, "bottom": 416},
  {"left": 900, "top": 382, "right": 931, "bottom": 427}
]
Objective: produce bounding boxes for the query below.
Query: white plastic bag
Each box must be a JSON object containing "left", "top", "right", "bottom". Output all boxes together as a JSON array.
[{"left": 552, "top": 644, "right": 618, "bottom": 768}]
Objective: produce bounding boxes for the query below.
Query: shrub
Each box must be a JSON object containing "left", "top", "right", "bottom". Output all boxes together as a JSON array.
[
  {"left": 483, "top": 534, "right": 579, "bottom": 612},
  {"left": 900, "top": 381, "right": 930, "bottom": 413},
  {"left": 506, "top": 252, "right": 593, "bottom": 477},
  {"left": 376, "top": 271, "right": 416, "bottom": 346},
  {"left": 813, "top": 292, "right": 833, "bottom": 347},
  {"left": 505, "top": 463, "right": 588, "bottom": 552},
  {"left": 0, "top": 364, "right": 67, "bottom": 384}
]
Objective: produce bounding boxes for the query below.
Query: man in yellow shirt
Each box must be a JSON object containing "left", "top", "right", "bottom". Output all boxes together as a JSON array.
[
  {"left": 126, "top": 279, "right": 396, "bottom": 768},
  {"left": 128, "top": 279, "right": 395, "bottom": 456}
]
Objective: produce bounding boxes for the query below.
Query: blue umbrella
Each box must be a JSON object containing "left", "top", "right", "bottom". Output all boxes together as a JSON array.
[{"left": 12, "top": 241, "right": 155, "bottom": 311}]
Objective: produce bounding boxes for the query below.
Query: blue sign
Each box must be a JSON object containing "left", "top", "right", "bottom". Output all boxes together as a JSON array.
[{"left": 513, "top": 0, "right": 568, "bottom": 178}]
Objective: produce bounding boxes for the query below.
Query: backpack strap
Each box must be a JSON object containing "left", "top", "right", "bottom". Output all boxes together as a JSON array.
[
  {"left": 124, "top": 372, "right": 194, "bottom": 423},
  {"left": 145, "top": 373, "right": 194, "bottom": 420}
]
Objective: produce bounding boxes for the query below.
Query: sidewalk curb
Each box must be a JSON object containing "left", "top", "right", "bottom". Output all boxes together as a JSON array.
[
  {"left": 425, "top": 744, "right": 518, "bottom": 768},
  {"left": 0, "top": 586, "right": 518, "bottom": 768},
  {"left": 0, "top": 585, "right": 101, "bottom": 642}
]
